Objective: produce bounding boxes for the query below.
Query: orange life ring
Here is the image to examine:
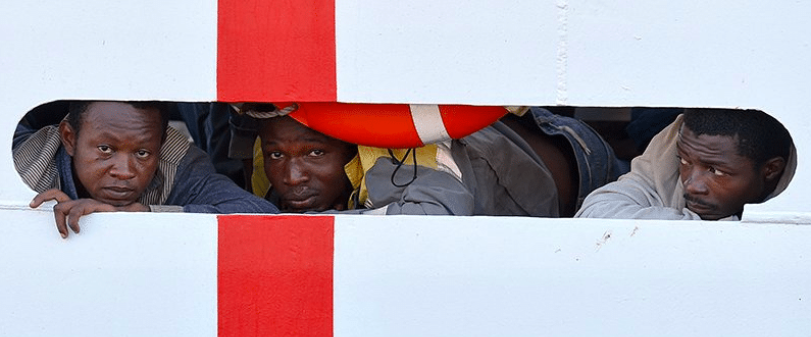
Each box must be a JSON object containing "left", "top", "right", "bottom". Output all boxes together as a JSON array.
[{"left": 278, "top": 102, "right": 508, "bottom": 148}]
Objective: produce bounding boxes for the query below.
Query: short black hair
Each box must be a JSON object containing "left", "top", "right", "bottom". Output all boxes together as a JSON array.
[
  {"left": 683, "top": 108, "right": 792, "bottom": 168},
  {"left": 66, "top": 101, "right": 171, "bottom": 141}
]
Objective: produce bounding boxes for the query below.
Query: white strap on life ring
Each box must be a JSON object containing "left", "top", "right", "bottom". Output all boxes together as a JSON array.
[{"left": 409, "top": 104, "right": 450, "bottom": 145}]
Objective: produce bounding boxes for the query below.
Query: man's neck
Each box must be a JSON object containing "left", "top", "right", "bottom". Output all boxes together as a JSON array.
[{"left": 71, "top": 162, "right": 91, "bottom": 199}]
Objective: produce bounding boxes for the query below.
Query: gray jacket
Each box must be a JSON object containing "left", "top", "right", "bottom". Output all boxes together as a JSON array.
[{"left": 347, "top": 121, "right": 560, "bottom": 216}]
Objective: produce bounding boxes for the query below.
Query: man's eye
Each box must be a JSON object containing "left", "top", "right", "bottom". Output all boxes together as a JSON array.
[
  {"left": 136, "top": 150, "right": 151, "bottom": 158},
  {"left": 709, "top": 166, "right": 726, "bottom": 177},
  {"left": 268, "top": 152, "right": 283, "bottom": 160},
  {"left": 678, "top": 156, "right": 689, "bottom": 165},
  {"left": 309, "top": 149, "right": 325, "bottom": 157},
  {"left": 98, "top": 145, "right": 112, "bottom": 154}
]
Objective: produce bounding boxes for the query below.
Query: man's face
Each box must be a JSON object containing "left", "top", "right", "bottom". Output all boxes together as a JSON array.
[
  {"left": 61, "top": 102, "right": 163, "bottom": 207},
  {"left": 677, "top": 125, "right": 766, "bottom": 220},
  {"left": 259, "top": 116, "right": 356, "bottom": 213}
]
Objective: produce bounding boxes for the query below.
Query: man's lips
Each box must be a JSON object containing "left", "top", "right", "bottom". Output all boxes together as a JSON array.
[
  {"left": 102, "top": 186, "right": 136, "bottom": 200},
  {"left": 684, "top": 195, "right": 716, "bottom": 216},
  {"left": 282, "top": 195, "right": 318, "bottom": 212},
  {"left": 686, "top": 199, "right": 709, "bottom": 212}
]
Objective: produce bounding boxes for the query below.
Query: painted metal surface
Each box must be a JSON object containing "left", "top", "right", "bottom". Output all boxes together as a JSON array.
[
  {"left": 218, "top": 0, "right": 337, "bottom": 102},
  {"left": 219, "top": 215, "right": 334, "bottom": 337},
  {"left": 334, "top": 216, "right": 811, "bottom": 336},
  {"left": 0, "top": 0, "right": 810, "bottom": 335},
  {"left": 1, "top": 0, "right": 808, "bottom": 217},
  {"left": 2, "top": 212, "right": 810, "bottom": 336},
  {"left": 0, "top": 210, "right": 218, "bottom": 336},
  {"left": 334, "top": 0, "right": 560, "bottom": 105}
]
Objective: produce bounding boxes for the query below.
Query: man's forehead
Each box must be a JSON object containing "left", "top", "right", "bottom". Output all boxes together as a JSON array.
[
  {"left": 81, "top": 102, "right": 163, "bottom": 135},
  {"left": 85, "top": 102, "right": 158, "bottom": 118},
  {"left": 679, "top": 124, "right": 738, "bottom": 145},
  {"left": 679, "top": 125, "right": 747, "bottom": 163}
]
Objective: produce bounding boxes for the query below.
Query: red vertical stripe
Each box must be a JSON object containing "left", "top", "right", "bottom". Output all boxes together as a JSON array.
[
  {"left": 217, "top": 0, "right": 337, "bottom": 102},
  {"left": 218, "top": 215, "right": 334, "bottom": 337}
]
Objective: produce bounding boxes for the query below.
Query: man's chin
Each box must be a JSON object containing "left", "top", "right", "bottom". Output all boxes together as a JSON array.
[
  {"left": 685, "top": 199, "right": 721, "bottom": 220},
  {"left": 95, "top": 189, "right": 140, "bottom": 207},
  {"left": 689, "top": 207, "right": 728, "bottom": 220},
  {"left": 281, "top": 206, "right": 324, "bottom": 213},
  {"left": 697, "top": 213, "right": 723, "bottom": 221},
  {"left": 96, "top": 197, "right": 137, "bottom": 208}
]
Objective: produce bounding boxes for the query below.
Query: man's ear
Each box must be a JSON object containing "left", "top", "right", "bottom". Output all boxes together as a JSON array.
[
  {"left": 59, "top": 121, "right": 77, "bottom": 157},
  {"left": 762, "top": 156, "right": 786, "bottom": 182}
]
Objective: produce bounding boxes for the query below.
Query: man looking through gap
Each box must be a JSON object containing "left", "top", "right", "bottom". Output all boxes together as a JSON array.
[
  {"left": 240, "top": 104, "right": 626, "bottom": 216},
  {"left": 14, "top": 101, "right": 279, "bottom": 238},
  {"left": 576, "top": 108, "right": 795, "bottom": 220}
]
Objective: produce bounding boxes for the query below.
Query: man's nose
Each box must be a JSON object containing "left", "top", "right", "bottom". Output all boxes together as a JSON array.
[
  {"left": 109, "top": 154, "right": 136, "bottom": 179},
  {"left": 282, "top": 159, "right": 309, "bottom": 185},
  {"left": 683, "top": 168, "right": 709, "bottom": 195}
]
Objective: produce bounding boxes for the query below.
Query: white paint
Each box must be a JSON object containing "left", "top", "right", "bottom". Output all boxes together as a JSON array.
[
  {"left": 335, "top": 215, "right": 811, "bottom": 336},
  {"left": 335, "top": 0, "right": 560, "bottom": 105},
  {"left": 0, "top": 0, "right": 218, "bottom": 204},
  {"left": 565, "top": 1, "right": 808, "bottom": 108},
  {"left": 0, "top": 0, "right": 807, "bottom": 219},
  {"left": 0, "top": 210, "right": 218, "bottom": 337},
  {"left": 3, "top": 210, "right": 810, "bottom": 335},
  {"left": 335, "top": 0, "right": 811, "bottom": 219},
  {"left": 409, "top": 104, "right": 450, "bottom": 144},
  {"left": 561, "top": 0, "right": 811, "bottom": 219},
  {"left": 0, "top": 1, "right": 218, "bottom": 102},
  {"left": 555, "top": 0, "right": 569, "bottom": 104}
]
